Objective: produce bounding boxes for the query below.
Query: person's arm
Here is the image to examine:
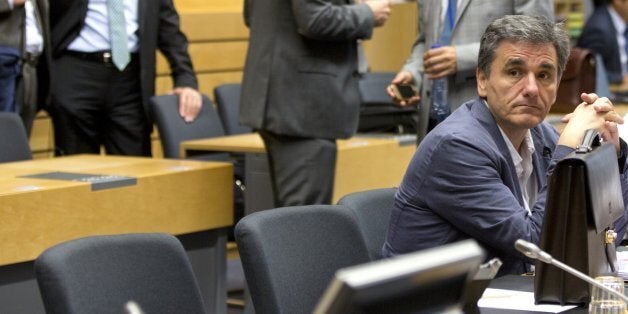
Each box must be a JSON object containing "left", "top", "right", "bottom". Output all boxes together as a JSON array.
[
  {"left": 290, "top": 0, "right": 388, "bottom": 41},
  {"left": 157, "top": 0, "right": 201, "bottom": 122},
  {"left": 400, "top": 0, "right": 425, "bottom": 87},
  {"left": 385, "top": 0, "right": 424, "bottom": 106}
]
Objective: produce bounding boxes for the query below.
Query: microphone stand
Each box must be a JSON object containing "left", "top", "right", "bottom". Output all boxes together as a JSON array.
[{"left": 514, "top": 239, "right": 628, "bottom": 304}]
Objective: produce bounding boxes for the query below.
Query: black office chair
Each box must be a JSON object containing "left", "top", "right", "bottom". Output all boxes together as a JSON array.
[
  {"left": 337, "top": 187, "right": 397, "bottom": 260},
  {"left": 358, "top": 72, "right": 417, "bottom": 134},
  {"left": 235, "top": 204, "right": 370, "bottom": 314},
  {"left": 150, "top": 93, "right": 226, "bottom": 159},
  {"left": 151, "top": 93, "right": 246, "bottom": 297},
  {"left": 152, "top": 91, "right": 244, "bottom": 231},
  {"left": 213, "top": 83, "right": 252, "bottom": 135},
  {"left": 34, "top": 233, "right": 207, "bottom": 314},
  {"left": 0, "top": 112, "right": 32, "bottom": 162}
]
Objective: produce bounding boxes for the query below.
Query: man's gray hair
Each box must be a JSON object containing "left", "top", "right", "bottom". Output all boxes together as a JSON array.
[{"left": 478, "top": 15, "right": 570, "bottom": 78}]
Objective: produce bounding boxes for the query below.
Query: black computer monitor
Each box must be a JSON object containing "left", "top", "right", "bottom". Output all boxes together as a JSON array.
[{"left": 313, "top": 239, "right": 485, "bottom": 314}]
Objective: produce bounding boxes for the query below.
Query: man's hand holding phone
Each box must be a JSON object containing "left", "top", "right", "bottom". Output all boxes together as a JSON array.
[{"left": 387, "top": 70, "right": 420, "bottom": 106}]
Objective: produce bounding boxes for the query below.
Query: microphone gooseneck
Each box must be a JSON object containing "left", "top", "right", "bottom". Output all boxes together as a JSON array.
[
  {"left": 514, "top": 239, "right": 628, "bottom": 304},
  {"left": 514, "top": 239, "right": 552, "bottom": 263}
]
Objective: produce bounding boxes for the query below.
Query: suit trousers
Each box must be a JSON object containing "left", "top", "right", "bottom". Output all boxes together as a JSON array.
[
  {"left": 50, "top": 53, "right": 151, "bottom": 156},
  {"left": 259, "top": 130, "right": 337, "bottom": 207}
]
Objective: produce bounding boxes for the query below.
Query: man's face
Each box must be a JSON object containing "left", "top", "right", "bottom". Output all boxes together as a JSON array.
[{"left": 477, "top": 40, "right": 559, "bottom": 134}]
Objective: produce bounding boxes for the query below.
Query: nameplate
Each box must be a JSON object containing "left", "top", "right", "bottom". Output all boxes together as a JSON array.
[{"left": 19, "top": 172, "right": 137, "bottom": 191}]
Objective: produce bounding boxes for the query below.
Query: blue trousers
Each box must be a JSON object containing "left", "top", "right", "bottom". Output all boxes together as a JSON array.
[{"left": 0, "top": 46, "right": 20, "bottom": 113}]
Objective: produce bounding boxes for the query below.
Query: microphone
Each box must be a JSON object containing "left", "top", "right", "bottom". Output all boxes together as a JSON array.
[{"left": 514, "top": 239, "right": 628, "bottom": 304}]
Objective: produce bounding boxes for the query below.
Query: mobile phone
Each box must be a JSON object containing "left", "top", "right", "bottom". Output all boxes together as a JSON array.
[{"left": 391, "top": 83, "right": 418, "bottom": 100}]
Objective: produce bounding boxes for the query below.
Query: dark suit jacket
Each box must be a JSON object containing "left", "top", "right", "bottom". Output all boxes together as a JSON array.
[
  {"left": 0, "top": 0, "right": 52, "bottom": 108},
  {"left": 239, "top": 0, "right": 374, "bottom": 139},
  {"left": 49, "top": 0, "right": 197, "bottom": 119},
  {"left": 383, "top": 98, "right": 628, "bottom": 276},
  {"left": 578, "top": 6, "right": 624, "bottom": 84}
]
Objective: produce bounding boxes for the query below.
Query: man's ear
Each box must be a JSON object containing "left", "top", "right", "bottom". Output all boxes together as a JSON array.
[{"left": 477, "top": 68, "right": 487, "bottom": 97}]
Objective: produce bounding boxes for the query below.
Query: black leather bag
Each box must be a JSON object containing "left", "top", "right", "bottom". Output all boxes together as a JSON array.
[{"left": 534, "top": 130, "right": 624, "bottom": 305}]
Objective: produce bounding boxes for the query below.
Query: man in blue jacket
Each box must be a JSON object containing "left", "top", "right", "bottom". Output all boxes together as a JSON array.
[{"left": 383, "top": 15, "right": 628, "bottom": 276}]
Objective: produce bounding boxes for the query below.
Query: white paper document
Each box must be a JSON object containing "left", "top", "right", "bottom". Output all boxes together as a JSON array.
[
  {"left": 617, "top": 250, "right": 628, "bottom": 281},
  {"left": 478, "top": 288, "right": 577, "bottom": 313}
]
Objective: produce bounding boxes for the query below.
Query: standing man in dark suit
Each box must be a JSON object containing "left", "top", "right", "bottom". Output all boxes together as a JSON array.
[
  {"left": 578, "top": 0, "right": 628, "bottom": 85},
  {"left": 49, "top": 0, "right": 201, "bottom": 156},
  {"left": 0, "top": 0, "right": 51, "bottom": 136},
  {"left": 239, "top": 0, "right": 391, "bottom": 207}
]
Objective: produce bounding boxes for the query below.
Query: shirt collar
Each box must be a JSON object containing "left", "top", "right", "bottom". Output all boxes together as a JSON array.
[{"left": 498, "top": 127, "right": 535, "bottom": 169}]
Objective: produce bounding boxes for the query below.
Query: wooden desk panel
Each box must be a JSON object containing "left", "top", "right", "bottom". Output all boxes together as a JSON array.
[
  {"left": 0, "top": 155, "right": 233, "bottom": 266},
  {"left": 181, "top": 133, "right": 415, "bottom": 203},
  {"left": 334, "top": 137, "right": 415, "bottom": 202}
]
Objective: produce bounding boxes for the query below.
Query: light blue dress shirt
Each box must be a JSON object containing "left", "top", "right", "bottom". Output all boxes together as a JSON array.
[{"left": 67, "top": 0, "right": 139, "bottom": 53}]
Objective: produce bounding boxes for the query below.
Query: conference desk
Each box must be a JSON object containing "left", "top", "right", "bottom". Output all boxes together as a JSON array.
[
  {"left": 0, "top": 155, "right": 233, "bottom": 314},
  {"left": 481, "top": 275, "right": 589, "bottom": 313},
  {"left": 181, "top": 133, "right": 417, "bottom": 212}
]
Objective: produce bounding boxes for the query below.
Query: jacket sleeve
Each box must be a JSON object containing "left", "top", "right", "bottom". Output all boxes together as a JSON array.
[
  {"left": 290, "top": 0, "right": 374, "bottom": 41},
  {"left": 401, "top": 0, "right": 425, "bottom": 87},
  {"left": 156, "top": 0, "right": 198, "bottom": 89}
]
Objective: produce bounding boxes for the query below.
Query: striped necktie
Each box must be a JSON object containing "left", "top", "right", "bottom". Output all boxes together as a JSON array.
[{"left": 107, "top": 0, "right": 130, "bottom": 71}]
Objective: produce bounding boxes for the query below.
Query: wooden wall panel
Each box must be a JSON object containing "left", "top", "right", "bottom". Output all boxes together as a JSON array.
[
  {"left": 156, "top": 71, "right": 243, "bottom": 98},
  {"left": 156, "top": 41, "right": 248, "bottom": 74},
  {"left": 179, "top": 11, "right": 248, "bottom": 41},
  {"left": 362, "top": 2, "right": 418, "bottom": 72}
]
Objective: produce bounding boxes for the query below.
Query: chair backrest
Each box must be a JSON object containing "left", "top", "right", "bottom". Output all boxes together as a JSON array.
[
  {"left": 358, "top": 72, "right": 417, "bottom": 133},
  {"left": 337, "top": 188, "right": 396, "bottom": 260},
  {"left": 0, "top": 112, "right": 31, "bottom": 162},
  {"left": 595, "top": 53, "right": 612, "bottom": 99},
  {"left": 213, "top": 83, "right": 252, "bottom": 135},
  {"left": 34, "top": 233, "right": 206, "bottom": 314},
  {"left": 150, "top": 94, "right": 225, "bottom": 158},
  {"left": 235, "top": 205, "right": 370, "bottom": 314}
]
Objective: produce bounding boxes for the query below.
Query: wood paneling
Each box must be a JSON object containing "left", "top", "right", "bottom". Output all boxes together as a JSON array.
[
  {"left": 156, "top": 41, "right": 248, "bottom": 74},
  {"left": 156, "top": 71, "right": 243, "bottom": 98},
  {"left": 362, "top": 1, "right": 418, "bottom": 72},
  {"left": 179, "top": 10, "right": 248, "bottom": 41}
]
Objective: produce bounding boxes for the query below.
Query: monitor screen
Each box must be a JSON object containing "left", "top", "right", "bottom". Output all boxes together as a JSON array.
[{"left": 313, "top": 239, "right": 485, "bottom": 314}]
